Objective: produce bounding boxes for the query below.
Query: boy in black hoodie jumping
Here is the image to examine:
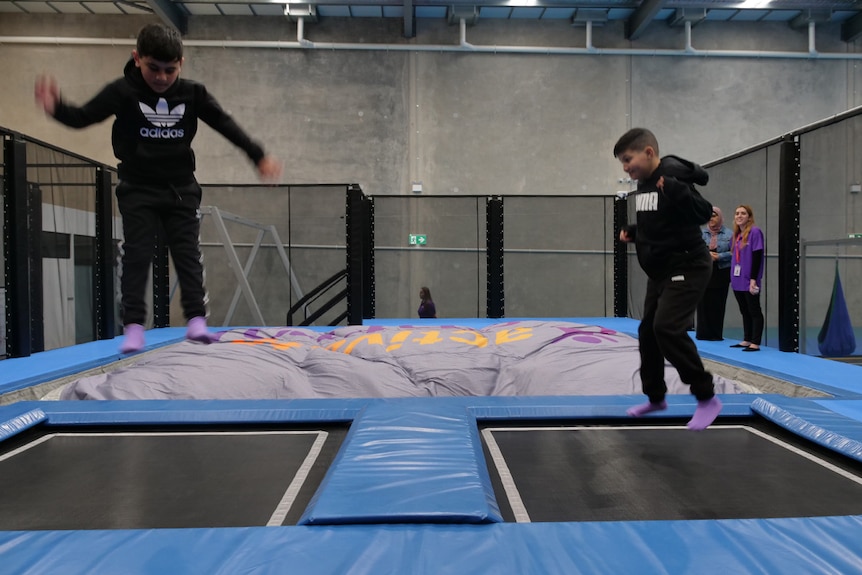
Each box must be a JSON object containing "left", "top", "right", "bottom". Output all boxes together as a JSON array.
[
  {"left": 614, "top": 128, "right": 722, "bottom": 430},
  {"left": 35, "top": 23, "right": 281, "bottom": 354}
]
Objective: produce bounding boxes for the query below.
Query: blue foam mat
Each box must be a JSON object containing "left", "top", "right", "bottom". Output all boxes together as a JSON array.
[
  {"left": 1, "top": 516, "right": 861, "bottom": 575},
  {"left": 300, "top": 401, "right": 502, "bottom": 525},
  {"left": 0, "top": 328, "right": 187, "bottom": 395},
  {"left": 3, "top": 319, "right": 862, "bottom": 574},
  {"left": 753, "top": 397, "right": 862, "bottom": 462},
  {"left": 0, "top": 396, "right": 861, "bottom": 573}
]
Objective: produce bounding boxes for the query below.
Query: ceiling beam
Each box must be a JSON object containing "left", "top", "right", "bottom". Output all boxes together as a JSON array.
[
  {"left": 145, "top": 0, "right": 188, "bottom": 34},
  {"left": 842, "top": 11, "right": 862, "bottom": 42},
  {"left": 403, "top": 0, "right": 415, "bottom": 38},
  {"left": 625, "top": 0, "right": 664, "bottom": 41}
]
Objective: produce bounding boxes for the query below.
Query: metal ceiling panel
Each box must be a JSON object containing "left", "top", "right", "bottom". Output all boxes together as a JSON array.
[
  {"left": 760, "top": 10, "right": 802, "bottom": 21},
  {"left": 480, "top": 6, "right": 512, "bottom": 18},
  {"left": 51, "top": 2, "right": 96, "bottom": 13},
  {"left": 250, "top": 3, "right": 285, "bottom": 15},
  {"left": 16, "top": 1, "right": 59, "bottom": 13},
  {"left": 183, "top": 2, "right": 221, "bottom": 13},
  {"left": 81, "top": 0, "right": 123, "bottom": 12},
  {"left": 705, "top": 9, "right": 737, "bottom": 20},
  {"left": 728, "top": 9, "right": 768, "bottom": 21},
  {"left": 606, "top": 8, "right": 635, "bottom": 19},
  {"left": 1, "top": 0, "right": 861, "bottom": 33},
  {"left": 414, "top": 5, "right": 446, "bottom": 17},
  {"left": 350, "top": 5, "right": 382, "bottom": 16},
  {"left": 654, "top": 8, "right": 675, "bottom": 20},
  {"left": 540, "top": 7, "right": 576, "bottom": 19},
  {"left": 317, "top": 4, "right": 350, "bottom": 15},
  {"left": 510, "top": 7, "right": 544, "bottom": 19},
  {"left": 832, "top": 10, "right": 860, "bottom": 22},
  {"left": 217, "top": 2, "right": 252, "bottom": 14}
]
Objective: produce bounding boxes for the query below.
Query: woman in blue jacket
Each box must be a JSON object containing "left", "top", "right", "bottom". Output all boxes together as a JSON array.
[{"left": 696, "top": 207, "right": 733, "bottom": 341}]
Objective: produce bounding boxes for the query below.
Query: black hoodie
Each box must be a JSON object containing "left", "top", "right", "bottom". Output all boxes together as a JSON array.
[
  {"left": 623, "top": 155, "right": 713, "bottom": 280},
  {"left": 52, "top": 59, "right": 265, "bottom": 185}
]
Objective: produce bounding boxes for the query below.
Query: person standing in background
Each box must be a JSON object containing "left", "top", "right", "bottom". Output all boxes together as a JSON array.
[
  {"left": 418, "top": 287, "right": 437, "bottom": 318},
  {"left": 729, "top": 205, "right": 765, "bottom": 352},
  {"left": 696, "top": 207, "right": 733, "bottom": 341}
]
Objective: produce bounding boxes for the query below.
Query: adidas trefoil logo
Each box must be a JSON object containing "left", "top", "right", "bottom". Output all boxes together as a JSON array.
[{"left": 139, "top": 98, "right": 186, "bottom": 138}]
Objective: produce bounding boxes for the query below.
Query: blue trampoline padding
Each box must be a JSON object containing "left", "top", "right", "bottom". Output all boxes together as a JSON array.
[
  {"left": 466, "top": 393, "right": 757, "bottom": 420},
  {"left": 4, "top": 395, "right": 758, "bottom": 428},
  {"left": 0, "top": 408, "right": 46, "bottom": 442},
  {"left": 0, "top": 328, "right": 187, "bottom": 395},
  {"left": 751, "top": 397, "right": 862, "bottom": 462},
  {"left": 2, "top": 516, "right": 862, "bottom": 575},
  {"left": 299, "top": 401, "right": 503, "bottom": 525},
  {"left": 697, "top": 342, "right": 862, "bottom": 398},
  {"left": 8, "top": 399, "right": 366, "bottom": 426},
  {"left": 816, "top": 399, "right": 862, "bottom": 424}
]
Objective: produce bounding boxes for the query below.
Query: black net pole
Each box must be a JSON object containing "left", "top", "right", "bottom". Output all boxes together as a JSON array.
[
  {"left": 486, "top": 196, "right": 504, "bottom": 318},
  {"left": 94, "top": 167, "right": 116, "bottom": 340},
  {"left": 4, "top": 137, "right": 32, "bottom": 357},
  {"left": 346, "top": 184, "right": 365, "bottom": 325},
  {"left": 778, "top": 136, "right": 801, "bottom": 352},
  {"left": 613, "top": 193, "right": 629, "bottom": 318},
  {"left": 28, "top": 183, "right": 44, "bottom": 353},
  {"left": 362, "top": 195, "right": 375, "bottom": 319}
]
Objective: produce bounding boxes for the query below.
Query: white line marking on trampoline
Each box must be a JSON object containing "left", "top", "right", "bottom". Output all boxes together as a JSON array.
[
  {"left": 481, "top": 428, "right": 531, "bottom": 523},
  {"left": 739, "top": 425, "right": 862, "bottom": 487},
  {"left": 484, "top": 425, "right": 862, "bottom": 488},
  {"left": 0, "top": 429, "right": 324, "bottom": 455},
  {"left": 0, "top": 434, "right": 55, "bottom": 461},
  {"left": 268, "top": 431, "right": 329, "bottom": 526}
]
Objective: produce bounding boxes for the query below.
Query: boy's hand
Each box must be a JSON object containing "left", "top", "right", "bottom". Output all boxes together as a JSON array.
[
  {"left": 256, "top": 155, "right": 282, "bottom": 182},
  {"left": 35, "top": 74, "right": 60, "bottom": 116},
  {"left": 656, "top": 176, "right": 665, "bottom": 191},
  {"left": 619, "top": 229, "right": 632, "bottom": 243}
]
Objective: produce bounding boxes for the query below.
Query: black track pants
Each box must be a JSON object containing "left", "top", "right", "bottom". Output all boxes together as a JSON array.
[
  {"left": 116, "top": 181, "right": 207, "bottom": 326},
  {"left": 733, "top": 289, "right": 764, "bottom": 346},
  {"left": 638, "top": 252, "right": 714, "bottom": 402}
]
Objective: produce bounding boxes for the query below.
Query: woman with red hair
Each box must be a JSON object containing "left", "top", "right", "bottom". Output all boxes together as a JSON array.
[{"left": 729, "top": 205, "right": 764, "bottom": 351}]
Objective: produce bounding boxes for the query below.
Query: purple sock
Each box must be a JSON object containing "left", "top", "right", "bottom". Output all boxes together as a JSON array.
[
  {"left": 119, "top": 324, "right": 145, "bottom": 354},
  {"left": 186, "top": 317, "right": 218, "bottom": 343},
  {"left": 687, "top": 397, "right": 723, "bottom": 431},
  {"left": 186, "top": 317, "right": 218, "bottom": 344},
  {"left": 627, "top": 400, "right": 667, "bottom": 417}
]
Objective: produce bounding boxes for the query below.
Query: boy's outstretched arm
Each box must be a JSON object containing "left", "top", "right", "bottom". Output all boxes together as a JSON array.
[
  {"left": 34, "top": 74, "right": 60, "bottom": 116},
  {"left": 256, "top": 155, "right": 282, "bottom": 182}
]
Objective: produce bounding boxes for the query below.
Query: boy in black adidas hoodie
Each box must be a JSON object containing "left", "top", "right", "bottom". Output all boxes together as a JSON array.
[
  {"left": 613, "top": 128, "right": 722, "bottom": 430},
  {"left": 35, "top": 23, "right": 281, "bottom": 353}
]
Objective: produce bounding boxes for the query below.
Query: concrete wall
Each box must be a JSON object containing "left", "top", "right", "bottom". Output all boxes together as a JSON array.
[
  {"left": 3, "top": 15, "right": 861, "bottom": 194},
  {"left": 2, "top": 14, "right": 861, "bottom": 343}
]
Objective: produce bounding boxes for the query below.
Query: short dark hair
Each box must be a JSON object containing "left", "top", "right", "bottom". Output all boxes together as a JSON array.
[
  {"left": 136, "top": 23, "right": 183, "bottom": 62},
  {"left": 613, "top": 128, "right": 660, "bottom": 158}
]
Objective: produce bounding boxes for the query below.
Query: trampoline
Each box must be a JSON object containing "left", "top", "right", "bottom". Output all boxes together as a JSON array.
[
  {"left": 1, "top": 317, "right": 862, "bottom": 574},
  {"left": 0, "top": 424, "right": 347, "bottom": 530},
  {"left": 482, "top": 421, "right": 862, "bottom": 523}
]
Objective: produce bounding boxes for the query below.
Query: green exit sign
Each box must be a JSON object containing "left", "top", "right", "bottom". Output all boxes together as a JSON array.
[{"left": 409, "top": 234, "right": 427, "bottom": 246}]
